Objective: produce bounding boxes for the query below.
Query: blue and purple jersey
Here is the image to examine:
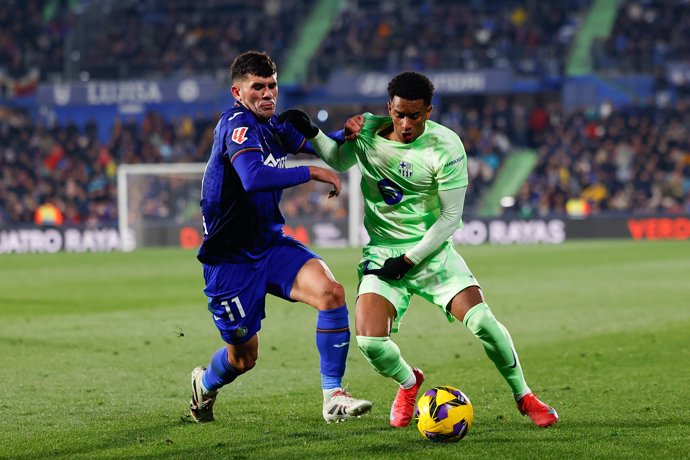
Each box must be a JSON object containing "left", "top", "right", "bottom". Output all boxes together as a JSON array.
[{"left": 197, "top": 103, "right": 312, "bottom": 264}]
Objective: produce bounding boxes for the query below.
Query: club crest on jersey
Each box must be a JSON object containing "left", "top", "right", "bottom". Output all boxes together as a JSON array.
[
  {"left": 234, "top": 327, "right": 248, "bottom": 338},
  {"left": 231, "top": 127, "right": 249, "bottom": 144},
  {"left": 399, "top": 161, "right": 414, "bottom": 178},
  {"left": 377, "top": 178, "right": 403, "bottom": 205}
]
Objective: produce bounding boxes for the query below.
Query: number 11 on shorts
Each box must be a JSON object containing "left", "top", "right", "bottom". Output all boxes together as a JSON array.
[{"left": 220, "top": 297, "right": 246, "bottom": 322}]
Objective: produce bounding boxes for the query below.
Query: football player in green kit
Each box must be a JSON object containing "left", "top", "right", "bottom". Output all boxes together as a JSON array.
[{"left": 279, "top": 71, "right": 558, "bottom": 428}]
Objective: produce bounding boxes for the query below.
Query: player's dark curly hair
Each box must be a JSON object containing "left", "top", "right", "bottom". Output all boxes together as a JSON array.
[
  {"left": 387, "top": 72, "right": 435, "bottom": 106},
  {"left": 231, "top": 51, "right": 277, "bottom": 82}
]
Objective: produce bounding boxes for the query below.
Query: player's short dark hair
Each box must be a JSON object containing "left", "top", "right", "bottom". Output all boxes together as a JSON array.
[
  {"left": 231, "top": 51, "right": 277, "bottom": 82},
  {"left": 387, "top": 72, "right": 435, "bottom": 106}
]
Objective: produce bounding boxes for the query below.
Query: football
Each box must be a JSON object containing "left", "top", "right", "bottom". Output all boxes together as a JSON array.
[{"left": 414, "top": 386, "right": 474, "bottom": 442}]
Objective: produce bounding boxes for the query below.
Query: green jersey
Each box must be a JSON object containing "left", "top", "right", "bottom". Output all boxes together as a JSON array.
[{"left": 341, "top": 113, "right": 468, "bottom": 247}]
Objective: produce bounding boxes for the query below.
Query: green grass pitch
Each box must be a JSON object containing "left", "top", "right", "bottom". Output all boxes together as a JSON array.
[{"left": 1, "top": 240, "right": 689, "bottom": 459}]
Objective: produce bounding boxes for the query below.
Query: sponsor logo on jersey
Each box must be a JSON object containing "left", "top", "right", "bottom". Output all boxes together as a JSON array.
[
  {"left": 377, "top": 178, "right": 403, "bottom": 205},
  {"left": 231, "top": 127, "right": 249, "bottom": 144},
  {"left": 263, "top": 153, "right": 286, "bottom": 168},
  {"left": 444, "top": 156, "right": 465, "bottom": 167},
  {"left": 399, "top": 160, "right": 414, "bottom": 178},
  {"left": 228, "top": 112, "right": 241, "bottom": 121}
]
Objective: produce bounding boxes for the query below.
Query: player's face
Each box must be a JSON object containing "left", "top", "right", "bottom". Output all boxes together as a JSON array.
[
  {"left": 231, "top": 73, "right": 278, "bottom": 120},
  {"left": 387, "top": 96, "right": 432, "bottom": 144}
]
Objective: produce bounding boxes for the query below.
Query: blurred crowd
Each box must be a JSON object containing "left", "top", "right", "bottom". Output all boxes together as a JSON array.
[
  {"left": 592, "top": 0, "right": 690, "bottom": 75},
  {"left": 0, "top": 0, "right": 71, "bottom": 97},
  {"left": 0, "top": 107, "right": 215, "bottom": 226},
  {"left": 0, "top": 0, "right": 308, "bottom": 89},
  {"left": 516, "top": 100, "right": 690, "bottom": 218},
  {"left": 4, "top": 94, "right": 688, "bottom": 227},
  {"left": 307, "top": 0, "right": 587, "bottom": 85},
  {"left": 1, "top": 0, "right": 586, "bottom": 86},
  {"left": 0, "top": 106, "right": 115, "bottom": 225},
  {"left": 2, "top": 0, "right": 690, "bottom": 229},
  {"left": 3, "top": 0, "right": 690, "bottom": 86},
  {"left": 80, "top": 0, "right": 309, "bottom": 81}
]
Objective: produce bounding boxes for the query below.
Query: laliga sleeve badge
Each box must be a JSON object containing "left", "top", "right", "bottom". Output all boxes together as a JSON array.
[{"left": 232, "top": 127, "right": 249, "bottom": 144}]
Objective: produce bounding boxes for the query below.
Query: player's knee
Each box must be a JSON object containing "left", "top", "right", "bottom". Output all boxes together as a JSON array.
[
  {"left": 462, "top": 302, "right": 494, "bottom": 333},
  {"left": 320, "top": 280, "right": 345, "bottom": 309}
]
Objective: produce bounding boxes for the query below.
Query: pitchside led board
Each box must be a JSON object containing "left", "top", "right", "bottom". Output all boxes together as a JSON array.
[{"left": 1, "top": 216, "right": 688, "bottom": 254}]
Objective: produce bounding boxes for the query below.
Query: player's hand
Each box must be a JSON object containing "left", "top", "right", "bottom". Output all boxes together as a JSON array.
[
  {"left": 363, "top": 255, "right": 414, "bottom": 280},
  {"left": 344, "top": 114, "right": 364, "bottom": 141},
  {"left": 277, "top": 109, "right": 319, "bottom": 138},
  {"left": 308, "top": 165, "right": 341, "bottom": 198}
]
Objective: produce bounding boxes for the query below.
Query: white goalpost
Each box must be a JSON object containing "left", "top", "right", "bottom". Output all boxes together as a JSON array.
[{"left": 116, "top": 160, "right": 363, "bottom": 251}]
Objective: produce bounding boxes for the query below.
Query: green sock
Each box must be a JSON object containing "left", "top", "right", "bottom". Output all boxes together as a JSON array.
[
  {"left": 463, "top": 302, "right": 529, "bottom": 397},
  {"left": 356, "top": 336, "right": 413, "bottom": 385}
]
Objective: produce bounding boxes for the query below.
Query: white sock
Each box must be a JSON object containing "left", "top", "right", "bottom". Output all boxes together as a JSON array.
[
  {"left": 514, "top": 388, "right": 532, "bottom": 401},
  {"left": 323, "top": 388, "right": 341, "bottom": 400},
  {"left": 400, "top": 371, "right": 417, "bottom": 390}
]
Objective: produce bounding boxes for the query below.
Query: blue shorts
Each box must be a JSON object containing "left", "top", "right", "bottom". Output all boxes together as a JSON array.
[{"left": 202, "top": 236, "right": 319, "bottom": 345}]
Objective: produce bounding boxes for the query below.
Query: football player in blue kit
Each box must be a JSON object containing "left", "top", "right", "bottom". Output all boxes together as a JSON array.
[{"left": 189, "top": 51, "right": 371, "bottom": 423}]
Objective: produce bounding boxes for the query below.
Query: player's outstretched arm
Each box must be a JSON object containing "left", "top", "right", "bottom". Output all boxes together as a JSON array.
[
  {"left": 406, "top": 186, "right": 466, "bottom": 264},
  {"left": 307, "top": 165, "right": 341, "bottom": 198},
  {"left": 279, "top": 109, "right": 357, "bottom": 172},
  {"left": 233, "top": 150, "right": 310, "bottom": 192}
]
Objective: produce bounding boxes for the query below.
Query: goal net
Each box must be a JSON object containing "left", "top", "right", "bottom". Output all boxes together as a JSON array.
[{"left": 116, "top": 160, "right": 363, "bottom": 251}]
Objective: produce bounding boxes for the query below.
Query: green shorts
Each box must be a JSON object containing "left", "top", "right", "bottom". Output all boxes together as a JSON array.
[{"left": 357, "top": 241, "right": 479, "bottom": 333}]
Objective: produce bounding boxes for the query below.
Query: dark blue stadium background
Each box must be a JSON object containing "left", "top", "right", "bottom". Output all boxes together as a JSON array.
[{"left": 1, "top": 0, "right": 689, "bottom": 238}]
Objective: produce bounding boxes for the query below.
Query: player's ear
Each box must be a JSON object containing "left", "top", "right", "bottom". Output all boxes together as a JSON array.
[
  {"left": 425, "top": 104, "right": 433, "bottom": 120},
  {"left": 231, "top": 85, "right": 241, "bottom": 101}
]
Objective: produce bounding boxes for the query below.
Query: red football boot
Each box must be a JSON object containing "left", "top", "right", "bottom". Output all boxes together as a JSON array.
[
  {"left": 389, "top": 368, "right": 425, "bottom": 427},
  {"left": 517, "top": 393, "right": 559, "bottom": 427}
]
